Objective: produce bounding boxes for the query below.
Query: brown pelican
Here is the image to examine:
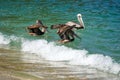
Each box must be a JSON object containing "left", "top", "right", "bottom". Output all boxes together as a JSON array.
[
  {"left": 51, "top": 13, "right": 84, "bottom": 43},
  {"left": 27, "top": 20, "right": 47, "bottom": 36},
  {"left": 65, "top": 14, "right": 85, "bottom": 29}
]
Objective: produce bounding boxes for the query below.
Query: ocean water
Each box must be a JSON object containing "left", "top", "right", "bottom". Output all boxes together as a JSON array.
[{"left": 0, "top": 0, "right": 120, "bottom": 78}]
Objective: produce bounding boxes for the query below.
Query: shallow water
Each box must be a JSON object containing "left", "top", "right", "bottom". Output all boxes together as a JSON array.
[
  {"left": 0, "top": 0, "right": 120, "bottom": 79},
  {"left": 0, "top": 48, "right": 120, "bottom": 80}
]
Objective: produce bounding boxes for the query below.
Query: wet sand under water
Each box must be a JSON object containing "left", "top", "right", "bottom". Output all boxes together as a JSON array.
[{"left": 0, "top": 48, "right": 119, "bottom": 80}]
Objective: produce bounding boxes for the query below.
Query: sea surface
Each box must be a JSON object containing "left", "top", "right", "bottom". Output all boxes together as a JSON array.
[{"left": 0, "top": 0, "right": 120, "bottom": 80}]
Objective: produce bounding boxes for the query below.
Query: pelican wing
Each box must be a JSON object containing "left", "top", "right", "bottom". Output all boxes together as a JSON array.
[{"left": 65, "top": 21, "right": 81, "bottom": 28}]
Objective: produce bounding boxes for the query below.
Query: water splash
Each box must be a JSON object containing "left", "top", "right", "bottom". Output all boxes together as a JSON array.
[
  {"left": 0, "top": 33, "right": 10, "bottom": 45},
  {"left": 0, "top": 32, "right": 119, "bottom": 75},
  {"left": 21, "top": 39, "right": 120, "bottom": 75}
]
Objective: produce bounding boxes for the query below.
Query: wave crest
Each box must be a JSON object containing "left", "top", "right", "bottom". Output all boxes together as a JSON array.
[{"left": 21, "top": 39, "right": 120, "bottom": 75}]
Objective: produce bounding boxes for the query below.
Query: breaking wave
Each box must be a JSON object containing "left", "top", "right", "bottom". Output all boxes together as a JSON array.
[
  {"left": 21, "top": 39, "right": 120, "bottom": 75},
  {"left": 0, "top": 32, "right": 120, "bottom": 75}
]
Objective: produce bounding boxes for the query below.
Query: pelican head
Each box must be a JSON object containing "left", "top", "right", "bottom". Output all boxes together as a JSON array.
[
  {"left": 77, "top": 13, "right": 85, "bottom": 28},
  {"left": 36, "top": 20, "right": 43, "bottom": 25},
  {"left": 77, "top": 14, "right": 82, "bottom": 17},
  {"left": 36, "top": 20, "right": 41, "bottom": 23}
]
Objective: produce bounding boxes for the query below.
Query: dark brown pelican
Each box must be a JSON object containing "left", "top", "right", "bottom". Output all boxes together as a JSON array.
[
  {"left": 27, "top": 20, "right": 47, "bottom": 36},
  {"left": 50, "top": 14, "right": 84, "bottom": 43}
]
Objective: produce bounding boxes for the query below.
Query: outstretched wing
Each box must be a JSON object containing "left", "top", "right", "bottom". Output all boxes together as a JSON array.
[{"left": 65, "top": 21, "right": 80, "bottom": 27}]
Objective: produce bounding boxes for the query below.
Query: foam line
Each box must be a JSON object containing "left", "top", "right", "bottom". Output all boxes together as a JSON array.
[{"left": 21, "top": 39, "right": 120, "bottom": 75}]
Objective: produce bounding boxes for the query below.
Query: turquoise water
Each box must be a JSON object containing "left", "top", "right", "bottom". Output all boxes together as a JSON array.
[{"left": 0, "top": 0, "right": 120, "bottom": 75}]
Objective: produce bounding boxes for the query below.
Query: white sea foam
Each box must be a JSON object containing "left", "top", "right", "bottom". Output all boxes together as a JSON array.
[
  {"left": 0, "top": 32, "right": 22, "bottom": 45},
  {"left": 21, "top": 39, "right": 120, "bottom": 75},
  {"left": 0, "top": 32, "right": 120, "bottom": 75},
  {"left": 0, "top": 33, "right": 10, "bottom": 45}
]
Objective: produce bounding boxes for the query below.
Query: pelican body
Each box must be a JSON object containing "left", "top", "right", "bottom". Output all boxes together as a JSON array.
[
  {"left": 27, "top": 20, "right": 47, "bottom": 36},
  {"left": 50, "top": 13, "right": 84, "bottom": 43}
]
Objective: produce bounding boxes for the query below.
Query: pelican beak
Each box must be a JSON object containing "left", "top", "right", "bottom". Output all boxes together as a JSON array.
[
  {"left": 80, "top": 17, "right": 85, "bottom": 28},
  {"left": 77, "top": 14, "right": 85, "bottom": 29}
]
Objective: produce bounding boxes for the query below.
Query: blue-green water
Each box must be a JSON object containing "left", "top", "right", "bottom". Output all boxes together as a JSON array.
[{"left": 0, "top": 0, "right": 120, "bottom": 75}]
